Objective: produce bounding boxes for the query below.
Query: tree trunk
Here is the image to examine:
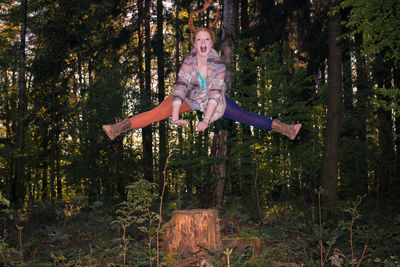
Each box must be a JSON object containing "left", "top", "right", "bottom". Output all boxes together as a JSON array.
[
  {"left": 393, "top": 66, "right": 400, "bottom": 185},
  {"left": 174, "top": 1, "right": 185, "bottom": 194},
  {"left": 321, "top": 0, "right": 342, "bottom": 212},
  {"left": 142, "top": 0, "right": 154, "bottom": 182},
  {"left": 240, "top": 0, "right": 248, "bottom": 33},
  {"left": 205, "top": 0, "right": 236, "bottom": 208},
  {"left": 174, "top": 1, "right": 180, "bottom": 81},
  {"left": 340, "top": 32, "right": 354, "bottom": 199},
  {"left": 353, "top": 33, "right": 369, "bottom": 196},
  {"left": 42, "top": 162, "right": 48, "bottom": 201},
  {"left": 138, "top": 0, "right": 144, "bottom": 93},
  {"left": 238, "top": 0, "right": 254, "bottom": 205},
  {"left": 50, "top": 151, "right": 56, "bottom": 201},
  {"left": 162, "top": 209, "right": 220, "bottom": 257},
  {"left": 210, "top": 129, "right": 229, "bottom": 207},
  {"left": 12, "top": 0, "right": 28, "bottom": 208},
  {"left": 156, "top": 0, "right": 167, "bottom": 193},
  {"left": 56, "top": 147, "right": 62, "bottom": 200},
  {"left": 373, "top": 55, "right": 396, "bottom": 202},
  {"left": 342, "top": 34, "right": 353, "bottom": 124}
]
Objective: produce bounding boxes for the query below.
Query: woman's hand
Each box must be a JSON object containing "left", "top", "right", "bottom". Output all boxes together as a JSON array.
[
  {"left": 172, "top": 119, "right": 189, "bottom": 126},
  {"left": 196, "top": 118, "right": 210, "bottom": 131},
  {"left": 171, "top": 101, "right": 188, "bottom": 126}
]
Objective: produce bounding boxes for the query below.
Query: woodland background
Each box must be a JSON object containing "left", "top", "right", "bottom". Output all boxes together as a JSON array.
[{"left": 0, "top": 0, "right": 400, "bottom": 266}]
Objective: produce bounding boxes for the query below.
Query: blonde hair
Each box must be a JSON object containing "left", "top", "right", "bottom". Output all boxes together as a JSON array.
[{"left": 191, "top": 27, "right": 215, "bottom": 45}]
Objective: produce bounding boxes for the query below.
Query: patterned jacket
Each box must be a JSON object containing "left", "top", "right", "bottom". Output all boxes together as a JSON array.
[{"left": 173, "top": 48, "right": 227, "bottom": 122}]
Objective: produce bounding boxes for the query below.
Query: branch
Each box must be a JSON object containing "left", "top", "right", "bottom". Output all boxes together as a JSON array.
[{"left": 157, "top": 151, "right": 172, "bottom": 267}]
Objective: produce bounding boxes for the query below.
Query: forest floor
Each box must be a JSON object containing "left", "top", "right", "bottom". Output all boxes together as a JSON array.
[{"left": 1, "top": 195, "right": 400, "bottom": 266}]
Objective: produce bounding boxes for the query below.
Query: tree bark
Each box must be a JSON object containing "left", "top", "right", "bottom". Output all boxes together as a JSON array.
[
  {"left": 321, "top": 0, "right": 342, "bottom": 212},
  {"left": 56, "top": 146, "right": 62, "bottom": 200},
  {"left": 12, "top": 0, "right": 28, "bottom": 207},
  {"left": 240, "top": 0, "right": 249, "bottom": 34},
  {"left": 373, "top": 55, "right": 396, "bottom": 202},
  {"left": 174, "top": 1, "right": 185, "bottom": 194},
  {"left": 238, "top": 0, "right": 254, "bottom": 203},
  {"left": 137, "top": 0, "right": 144, "bottom": 93},
  {"left": 353, "top": 33, "right": 369, "bottom": 196},
  {"left": 156, "top": 0, "right": 166, "bottom": 193},
  {"left": 393, "top": 66, "right": 400, "bottom": 186},
  {"left": 143, "top": 0, "right": 154, "bottom": 182},
  {"left": 342, "top": 34, "right": 353, "bottom": 124},
  {"left": 206, "top": 0, "right": 236, "bottom": 208},
  {"left": 209, "top": 129, "right": 229, "bottom": 207}
]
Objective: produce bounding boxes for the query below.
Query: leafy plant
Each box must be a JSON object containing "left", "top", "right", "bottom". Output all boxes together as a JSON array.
[
  {"left": 341, "top": 0, "right": 400, "bottom": 64},
  {"left": 0, "top": 192, "right": 16, "bottom": 266},
  {"left": 113, "top": 179, "right": 159, "bottom": 266},
  {"left": 337, "top": 195, "right": 368, "bottom": 267}
]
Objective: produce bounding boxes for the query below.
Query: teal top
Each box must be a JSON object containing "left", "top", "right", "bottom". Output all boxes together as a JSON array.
[
  {"left": 184, "top": 71, "right": 207, "bottom": 111},
  {"left": 198, "top": 71, "right": 207, "bottom": 89}
]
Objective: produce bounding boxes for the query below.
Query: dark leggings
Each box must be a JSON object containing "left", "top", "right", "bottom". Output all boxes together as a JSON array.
[{"left": 222, "top": 96, "right": 273, "bottom": 131}]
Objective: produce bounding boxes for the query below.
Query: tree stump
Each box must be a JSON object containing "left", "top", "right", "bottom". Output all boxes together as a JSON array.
[{"left": 162, "top": 209, "right": 220, "bottom": 257}]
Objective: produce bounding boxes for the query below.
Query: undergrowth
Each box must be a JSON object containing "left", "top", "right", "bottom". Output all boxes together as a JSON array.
[{"left": 0, "top": 190, "right": 399, "bottom": 266}]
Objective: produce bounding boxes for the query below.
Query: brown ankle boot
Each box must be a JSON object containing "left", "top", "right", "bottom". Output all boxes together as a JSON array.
[
  {"left": 271, "top": 119, "right": 302, "bottom": 140},
  {"left": 102, "top": 119, "right": 131, "bottom": 140}
]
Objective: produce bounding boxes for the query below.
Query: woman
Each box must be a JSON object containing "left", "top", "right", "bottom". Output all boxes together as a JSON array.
[{"left": 102, "top": 28, "right": 301, "bottom": 140}]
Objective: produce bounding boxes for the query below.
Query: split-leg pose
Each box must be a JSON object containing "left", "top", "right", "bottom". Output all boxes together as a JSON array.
[
  {"left": 103, "top": 5, "right": 301, "bottom": 141},
  {"left": 102, "top": 95, "right": 301, "bottom": 141}
]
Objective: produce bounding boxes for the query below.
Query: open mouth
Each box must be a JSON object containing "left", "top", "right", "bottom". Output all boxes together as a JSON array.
[{"left": 200, "top": 46, "right": 207, "bottom": 53}]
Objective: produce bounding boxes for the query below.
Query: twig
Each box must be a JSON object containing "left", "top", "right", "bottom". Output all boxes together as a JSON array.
[
  {"left": 318, "top": 192, "right": 322, "bottom": 232},
  {"left": 1, "top": 250, "right": 6, "bottom": 267},
  {"left": 318, "top": 192, "right": 323, "bottom": 267},
  {"left": 223, "top": 248, "right": 233, "bottom": 267},
  {"left": 157, "top": 152, "right": 171, "bottom": 267},
  {"left": 122, "top": 224, "right": 127, "bottom": 265},
  {"left": 357, "top": 245, "right": 368, "bottom": 267},
  {"left": 17, "top": 225, "right": 23, "bottom": 263},
  {"left": 349, "top": 195, "right": 365, "bottom": 266},
  {"left": 253, "top": 147, "right": 263, "bottom": 225},
  {"left": 320, "top": 239, "right": 324, "bottom": 267},
  {"left": 350, "top": 215, "right": 355, "bottom": 262},
  {"left": 148, "top": 208, "right": 153, "bottom": 267},
  {"left": 322, "top": 242, "right": 333, "bottom": 266}
]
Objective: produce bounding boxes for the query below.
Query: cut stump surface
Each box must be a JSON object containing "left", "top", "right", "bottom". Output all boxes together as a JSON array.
[{"left": 162, "top": 209, "right": 220, "bottom": 257}]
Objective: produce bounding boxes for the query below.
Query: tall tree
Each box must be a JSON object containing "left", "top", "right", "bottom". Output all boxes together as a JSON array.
[
  {"left": 156, "top": 0, "right": 167, "bottom": 192},
  {"left": 373, "top": 55, "right": 396, "bottom": 202},
  {"left": 142, "top": 0, "right": 154, "bottom": 182},
  {"left": 231, "top": 0, "right": 254, "bottom": 208},
  {"left": 240, "top": 0, "right": 248, "bottom": 34},
  {"left": 353, "top": 33, "right": 369, "bottom": 195},
  {"left": 339, "top": 21, "right": 370, "bottom": 199},
  {"left": 321, "top": 0, "right": 342, "bottom": 212},
  {"left": 12, "top": 0, "right": 28, "bottom": 207},
  {"left": 393, "top": 66, "right": 400, "bottom": 183},
  {"left": 206, "top": 0, "right": 237, "bottom": 207}
]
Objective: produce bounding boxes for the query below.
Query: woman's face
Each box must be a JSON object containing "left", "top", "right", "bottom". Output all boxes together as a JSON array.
[{"left": 194, "top": 30, "right": 213, "bottom": 58}]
